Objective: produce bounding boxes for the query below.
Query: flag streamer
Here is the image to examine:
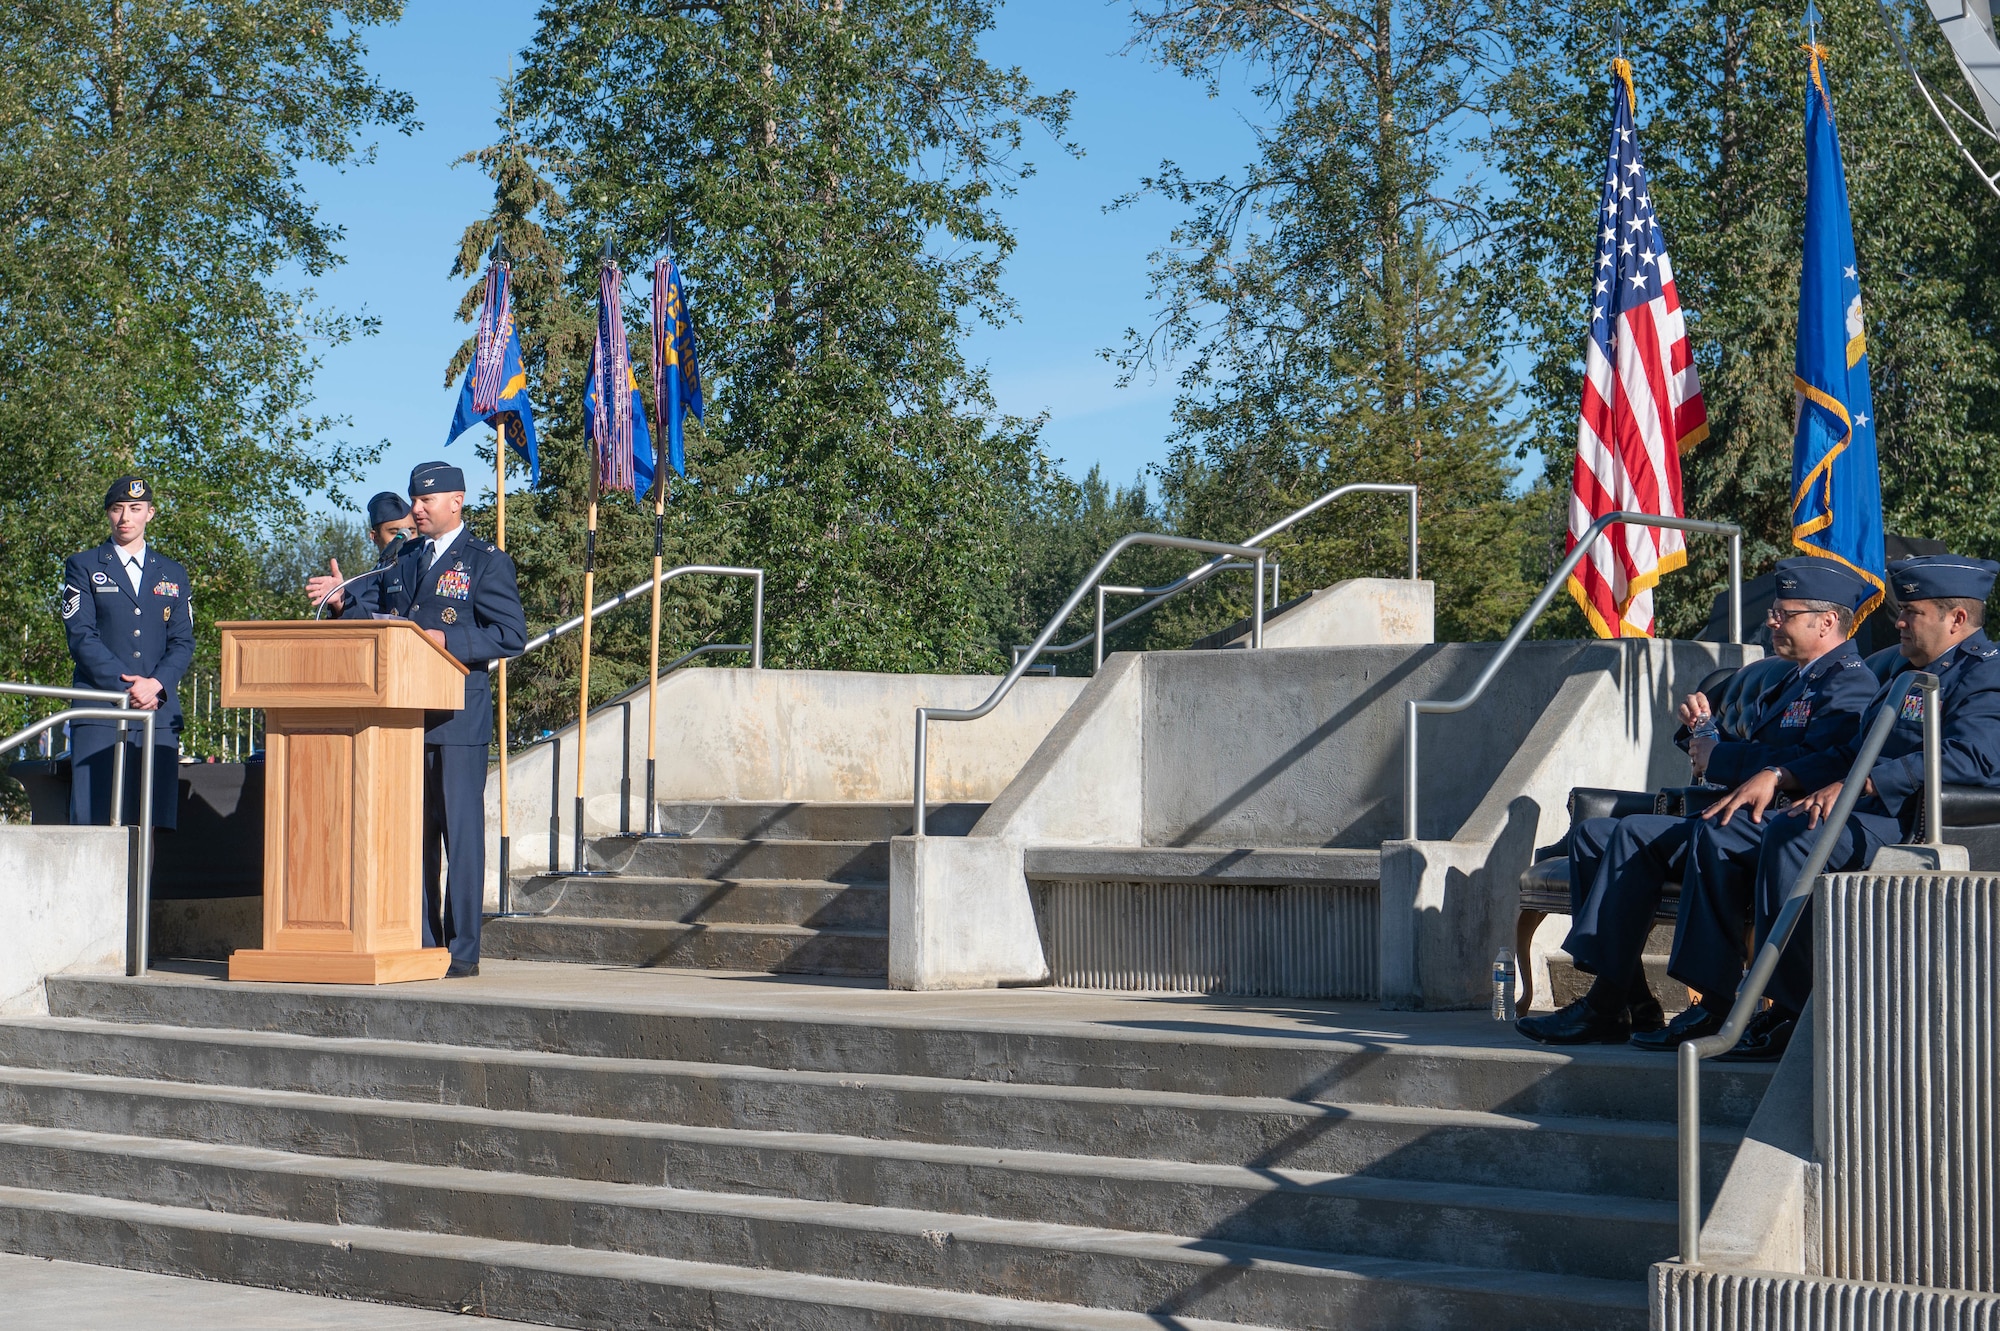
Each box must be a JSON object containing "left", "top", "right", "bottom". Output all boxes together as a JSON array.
[
  {"left": 584, "top": 260, "right": 654, "bottom": 497},
  {"left": 447, "top": 258, "right": 540, "bottom": 486}
]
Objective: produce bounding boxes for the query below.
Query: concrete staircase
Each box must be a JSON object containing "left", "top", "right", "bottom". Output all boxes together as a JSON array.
[
  {"left": 485, "top": 801, "right": 983, "bottom": 979},
  {"left": 0, "top": 966, "right": 1773, "bottom": 1330}
]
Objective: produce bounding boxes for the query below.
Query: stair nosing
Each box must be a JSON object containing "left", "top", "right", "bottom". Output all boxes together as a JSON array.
[{"left": 0, "top": 1020, "right": 1744, "bottom": 1145}]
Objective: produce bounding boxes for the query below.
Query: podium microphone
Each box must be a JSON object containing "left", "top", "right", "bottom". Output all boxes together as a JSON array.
[{"left": 313, "top": 535, "right": 409, "bottom": 620}]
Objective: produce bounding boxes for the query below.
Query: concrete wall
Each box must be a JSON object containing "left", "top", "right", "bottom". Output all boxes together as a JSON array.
[
  {"left": 0, "top": 826, "right": 129, "bottom": 1015},
  {"left": 1381, "top": 639, "right": 1752, "bottom": 1008},
  {"left": 892, "top": 638, "right": 1752, "bottom": 997},
  {"left": 1218, "top": 577, "right": 1435, "bottom": 650},
  {"left": 486, "top": 667, "right": 1087, "bottom": 892}
]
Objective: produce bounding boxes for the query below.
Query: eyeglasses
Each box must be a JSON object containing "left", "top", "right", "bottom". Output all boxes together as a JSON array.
[{"left": 1764, "top": 606, "right": 1832, "bottom": 626}]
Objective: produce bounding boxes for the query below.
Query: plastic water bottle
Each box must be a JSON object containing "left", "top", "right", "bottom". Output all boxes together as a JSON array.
[{"left": 1491, "top": 948, "right": 1516, "bottom": 1021}]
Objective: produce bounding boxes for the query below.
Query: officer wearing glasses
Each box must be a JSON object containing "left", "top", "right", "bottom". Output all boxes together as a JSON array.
[{"left": 1518, "top": 558, "right": 1877, "bottom": 1046}]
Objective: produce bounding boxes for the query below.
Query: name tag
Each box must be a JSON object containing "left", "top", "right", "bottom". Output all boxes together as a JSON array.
[{"left": 1780, "top": 698, "right": 1811, "bottom": 728}]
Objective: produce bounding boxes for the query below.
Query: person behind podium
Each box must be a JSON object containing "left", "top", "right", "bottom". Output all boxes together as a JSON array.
[
  {"left": 321, "top": 462, "right": 526, "bottom": 978},
  {"left": 305, "top": 491, "right": 419, "bottom": 611},
  {"left": 59, "top": 476, "right": 194, "bottom": 833}
]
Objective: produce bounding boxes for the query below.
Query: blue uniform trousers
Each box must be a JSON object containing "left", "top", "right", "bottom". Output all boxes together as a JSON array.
[
  {"left": 423, "top": 743, "right": 485, "bottom": 967},
  {"left": 69, "top": 722, "right": 179, "bottom": 830},
  {"left": 1674, "top": 808, "right": 1898, "bottom": 1015},
  {"left": 1565, "top": 814, "right": 1692, "bottom": 991}
]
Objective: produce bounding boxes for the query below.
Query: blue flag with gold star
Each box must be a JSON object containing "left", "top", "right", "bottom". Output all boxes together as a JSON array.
[{"left": 1791, "top": 39, "right": 1885, "bottom": 623}]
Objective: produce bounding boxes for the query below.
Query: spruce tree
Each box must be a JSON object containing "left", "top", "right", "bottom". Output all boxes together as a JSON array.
[
  {"left": 468, "top": 0, "right": 1074, "bottom": 690},
  {"left": 1488, "top": 0, "right": 2000, "bottom": 635},
  {"left": 1119, "top": 0, "right": 1540, "bottom": 642}
]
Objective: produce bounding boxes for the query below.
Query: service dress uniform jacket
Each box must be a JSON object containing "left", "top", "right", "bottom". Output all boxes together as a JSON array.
[
  {"left": 1676, "top": 631, "right": 2000, "bottom": 1013},
  {"left": 1564, "top": 640, "right": 1876, "bottom": 991},
  {"left": 60, "top": 542, "right": 194, "bottom": 828},
  {"left": 343, "top": 526, "right": 526, "bottom": 967}
]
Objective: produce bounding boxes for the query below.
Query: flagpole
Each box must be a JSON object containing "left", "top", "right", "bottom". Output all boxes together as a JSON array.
[
  {"left": 573, "top": 452, "right": 600, "bottom": 873},
  {"left": 644, "top": 466, "right": 666, "bottom": 834},
  {"left": 495, "top": 417, "right": 512, "bottom": 906}
]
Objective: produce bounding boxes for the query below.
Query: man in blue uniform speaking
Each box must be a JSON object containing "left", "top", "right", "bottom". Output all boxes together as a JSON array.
[
  {"left": 324, "top": 462, "right": 526, "bottom": 977},
  {"left": 60, "top": 476, "right": 194, "bottom": 832}
]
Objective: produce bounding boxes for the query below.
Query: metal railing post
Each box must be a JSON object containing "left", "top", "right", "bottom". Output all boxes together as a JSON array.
[
  {"left": 1674, "top": 680, "right": 1919, "bottom": 1264},
  {"left": 751, "top": 571, "right": 765, "bottom": 669},
  {"left": 619, "top": 701, "right": 632, "bottom": 836},
  {"left": 913, "top": 709, "right": 930, "bottom": 838},
  {"left": 548, "top": 734, "right": 561, "bottom": 871},
  {"left": 1407, "top": 487, "right": 1420, "bottom": 580},
  {"left": 1094, "top": 585, "right": 1108, "bottom": 674},
  {"left": 1403, "top": 511, "right": 1744, "bottom": 842},
  {"left": 109, "top": 695, "right": 128, "bottom": 828},
  {"left": 131, "top": 717, "right": 155, "bottom": 976},
  {"left": 1252, "top": 556, "right": 1266, "bottom": 648},
  {"left": 1923, "top": 675, "right": 1944, "bottom": 847}
]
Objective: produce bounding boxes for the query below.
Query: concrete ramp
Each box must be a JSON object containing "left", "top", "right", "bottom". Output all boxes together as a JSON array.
[{"left": 892, "top": 639, "right": 1750, "bottom": 1003}]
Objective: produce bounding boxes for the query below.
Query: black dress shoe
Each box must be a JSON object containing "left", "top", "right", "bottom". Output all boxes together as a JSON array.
[
  {"left": 1627, "top": 990, "right": 1666, "bottom": 1035},
  {"left": 1516, "top": 998, "right": 1631, "bottom": 1045},
  {"left": 444, "top": 961, "right": 480, "bottom": 979},
  {"left": 1715, "top": 1008, "right": 1795, "bottom": 1062},
  {"left": 1630, "top": 1003, "right": 1726, "bottom": 1051}
]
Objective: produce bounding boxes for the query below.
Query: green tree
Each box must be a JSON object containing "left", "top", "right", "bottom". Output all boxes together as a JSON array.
[
  {"left": 462, "top": 0, "right": 1075, "bottom": 712},
  {"left": 0, "top": 0, "right": 415, "bottom": 703},
  {"left": 1119, "top": 0, "right": 1540, "bottom": 641},
  {"left": 1488, "top": 0, "right": 2000, "bottom": 636}
]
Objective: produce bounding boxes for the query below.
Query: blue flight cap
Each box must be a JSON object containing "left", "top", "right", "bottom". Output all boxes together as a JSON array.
[
  {"left": 365, "top": 491, "right": 411, "bottom": 527},
  {"left": 1889, "top": 555, "right": 2000, "bottom": 602},
  {"left": 408, "top": 461, "right": 466, "bottom": 497},
  {"left": 1771, "top": 557, "right": 1873, "bottom": 609}
]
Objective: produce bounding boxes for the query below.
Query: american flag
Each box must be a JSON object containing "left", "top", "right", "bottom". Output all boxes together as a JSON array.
[{"left": 1567, "top": 61, "right": 1708, "bottom": 638}]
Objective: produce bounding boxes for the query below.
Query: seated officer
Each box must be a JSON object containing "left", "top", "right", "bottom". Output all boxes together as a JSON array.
[
  {"left": 1517, "top": 558, "right": 1877, "bottom": 1045},
  {"left": 1656, "top": 554, "right": 2000, "bottom": 1058},
  {"left": 60, "top": 477, "right": 195, "bottom": 832},
  {"left": 339, "top": 462, "right": 525, "bottom": 978}
]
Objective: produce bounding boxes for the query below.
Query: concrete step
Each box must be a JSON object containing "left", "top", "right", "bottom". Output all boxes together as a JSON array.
[
  {"left": 42, "top": 973, "right": 1776, "bottom": 1124},
  {"left": 0, "top": 1182, "right": 1318, "bottom": 1331},
  {"left": 507, "top": 875, "right": 889, "bottom": 929},
  {"left": 483, "top": 916, "right": 888, "bottom": 976},
  {"left": 587, "top": 835, "right": 892, "bottom": 881},
  {"left": 648, "top": 801, "right": 986, "bottom": 841},
  {"left": 1546, "top": 949, "right": 1695, "bottom": 1015},
  {"left": 0, "top": 1120, "right": 1676, "bottom": 1282},
  {"left": 0, "top": 1175, "right": 1648, "bottom": 1331},
  {"left": 0, "top": 1036, "right": 1743, "bottom": 1200}
]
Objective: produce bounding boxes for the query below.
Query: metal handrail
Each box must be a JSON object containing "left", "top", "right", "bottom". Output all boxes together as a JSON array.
[
  {"left": 0, "top": 705, "right": 157, "bottom": 976},
  {"left": 1019, "top": 482, "right": 1418, "bottom": 667},
  {"left": 0, "top": 683, "right": 135, "bottom": 825},
  {"left": 495, "top": 564, "right": 764, "bottom": 670},
  {"left": 1401, "top": 511, "right": 1743, "bottom": 841},
  {"left": 1675, "top": 671, "right": 1939, "bottom": 1265},
  {"left": 1011, "top": 562, "right": 1262, "bottom": 667},
  {"left": 914, "top": 531, "right": 1266, "bottom": 836}
]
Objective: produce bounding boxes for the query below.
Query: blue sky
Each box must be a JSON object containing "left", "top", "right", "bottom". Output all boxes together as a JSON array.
[{"left": 301, "top": 0, "right": 1266, "bottom": 514}]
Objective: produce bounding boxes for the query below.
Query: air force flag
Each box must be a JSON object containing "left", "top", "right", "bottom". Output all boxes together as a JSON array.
[{"left": 1791, "top": 40, "right": 1886, "bottom": 623}]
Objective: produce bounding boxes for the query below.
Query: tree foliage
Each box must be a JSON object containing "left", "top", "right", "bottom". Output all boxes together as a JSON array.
[
  {"left": 1116, "top": 0, "right": 1541, "bottom": 641},
  {"left": 1488, "top": 0, "right": 2000, "bottom": 635},
  {"left": 0, "top": 0, "right": 414, "bottom": 697}
]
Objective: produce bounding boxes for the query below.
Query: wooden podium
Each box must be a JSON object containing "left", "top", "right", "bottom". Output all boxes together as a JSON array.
[{"left": 218, "top": 619, "right": 468, "bottom": 984}]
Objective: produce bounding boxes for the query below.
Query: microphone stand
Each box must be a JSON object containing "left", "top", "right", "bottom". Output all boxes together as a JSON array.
[{"left": 312, "top": 537, "right": 409, "bottom": 620}]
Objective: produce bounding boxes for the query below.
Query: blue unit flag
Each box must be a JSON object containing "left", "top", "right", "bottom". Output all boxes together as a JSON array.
[
  {"left": 652, "top": 256, "right": 704, "bottom": 482},
  {"left": 1791, "top": 41, "right": 1886, "bottom": 624},
  {"left": 446, "top": 260, "right": 540, "bottom": 486}
]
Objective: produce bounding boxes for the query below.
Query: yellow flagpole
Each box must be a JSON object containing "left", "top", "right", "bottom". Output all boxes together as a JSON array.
[
  {"left": 644, "top": 470, "right": 666, "bottom": 834},
  {"left": 495, "top": 418, "right": 512, "bottom": 904},
  {"left": 572, "top": 453, "right": 600, "bottom": 872}
]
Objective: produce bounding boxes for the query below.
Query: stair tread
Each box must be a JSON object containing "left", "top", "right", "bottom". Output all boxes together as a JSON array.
[
  {"left": 494, "top": 916, "right": 889, "bottom": 939},
  {"left": 0, "top": 1023, "right": 1742, "bottom": 1145},
  {"left": 520, "top": 875, "right": 888, "bottom": 890},
  {"left": 0, "top": 1081, "right": 1678, "bottom": 1218},
  {"left": 0, "top": 1181, "right": 1308, "bottom": 1331},
  {"left": 0, "top": 1124, "right": 1657, "bottom": 1303}
]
